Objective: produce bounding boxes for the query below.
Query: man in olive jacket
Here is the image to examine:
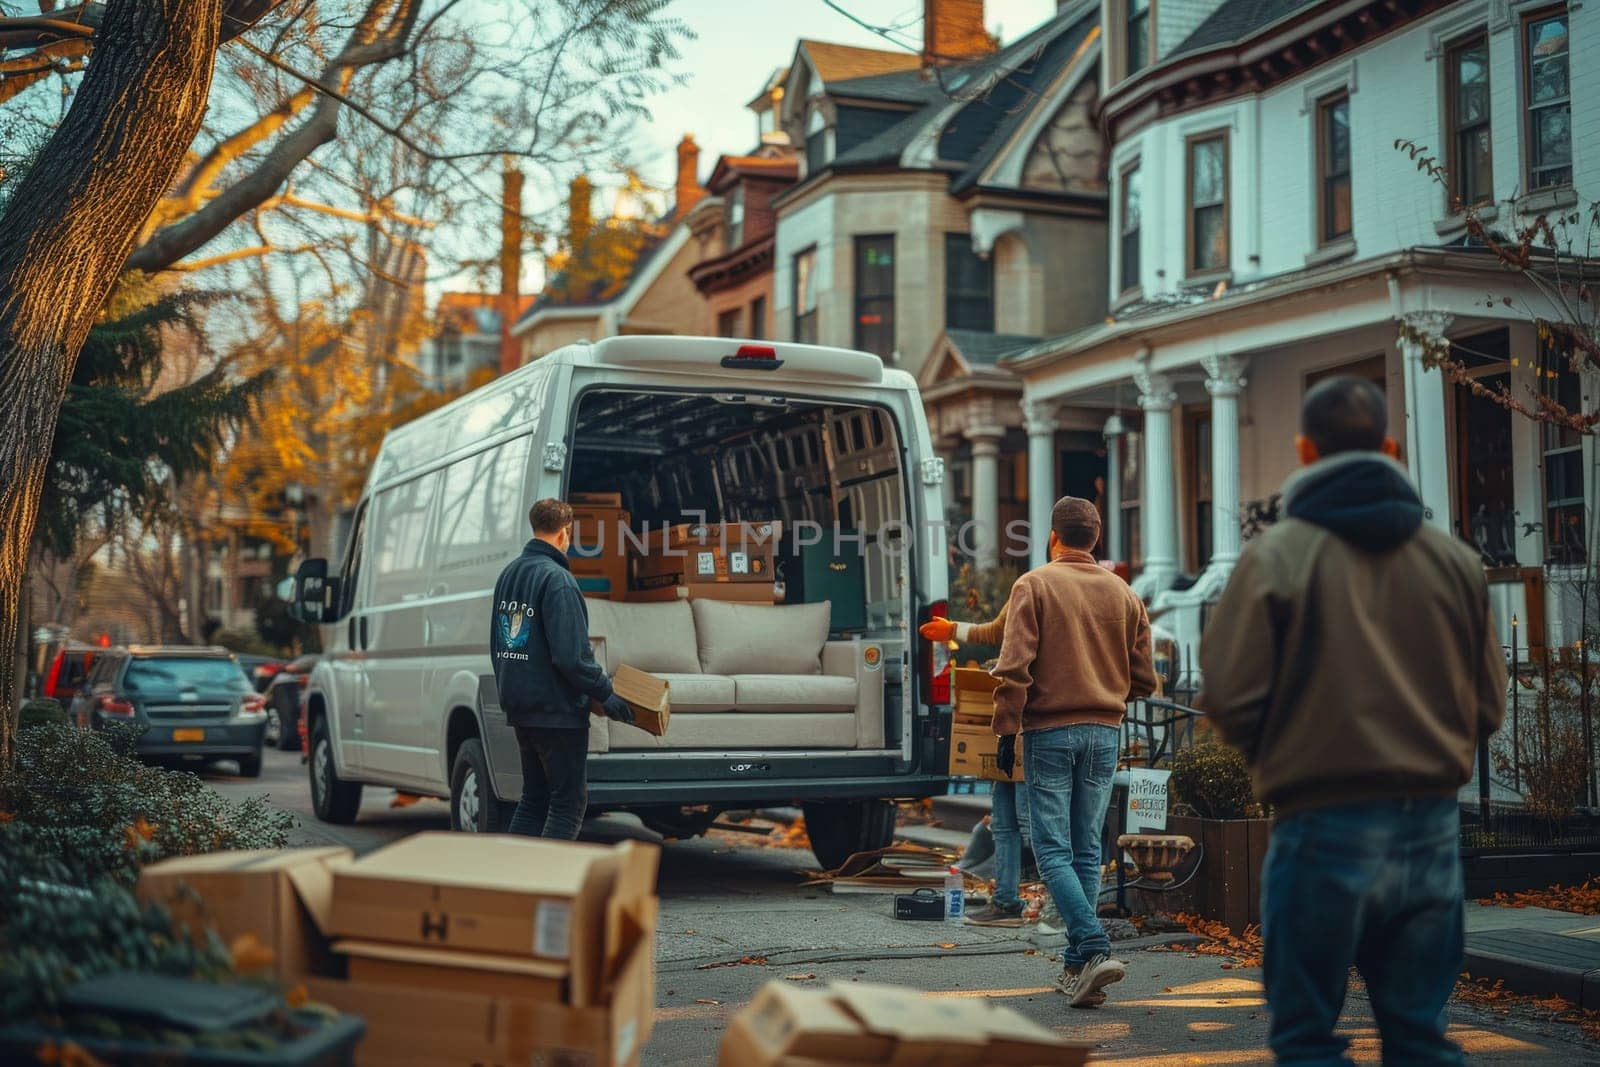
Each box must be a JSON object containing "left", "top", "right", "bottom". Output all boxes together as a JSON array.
[
  {"left": 490, "top": 498, "right": 634, "bottom": 839},
  {"left": 1200, "top": 377, "right": 1506, "bottom": 1065}
]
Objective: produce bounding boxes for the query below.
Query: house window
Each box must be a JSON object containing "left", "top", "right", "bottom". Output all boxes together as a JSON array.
[
  {"left": 1187, "top": 133, "right": 1229, "bottom": 274},
  {"left": 727, "top": 186, "right": 745, "bottom": 247},
  {"left": 717, "top": 308, "right": 741, "bottom": 338},
  {"left": 793, "top": 247, "right": 818, "bottom": 344},
  {"left": 1541, "top": 343, "right": 1585, "bottom": 565},
  {"left": 1120, "top": 429, "right": 1143, "bottom": 567},
  {"left": 1446, "top": 34, "right": 1493, "bottom": 208},
  {"left": 1126, "top": 0, "right": 1150, "bottom": 77},
  {"left": 854, "top": 235, "right": 896, "bottom": 359},
  {"left": 944, "top": 233, "right": 994, "bottom": 332},
  {"left": 1524, "top": 9, "right": 1571, "bottom": 190},
  {"left": 1317, "top": 93, "right": 1352, "bottom": 244},
  {"left": 805, "top": 109, "right": 829, "bottom": 176},
  {"left": 1119, "top": 162, "right": 1142, "bottom": 294},
  {"left": 749, "top": 295, "right": 767, "bottom": 340}
]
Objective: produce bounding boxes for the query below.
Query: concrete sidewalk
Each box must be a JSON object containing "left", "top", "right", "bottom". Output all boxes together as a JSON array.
[{"left": 1464, "top": 901, "right": 1600, "bottom": 1008}]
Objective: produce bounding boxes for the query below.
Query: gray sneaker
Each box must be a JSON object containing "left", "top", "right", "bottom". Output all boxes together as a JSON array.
[
  {"left": 963, "top": 901, "right": 1025, "bottom": 927},
  {"left": 1056, "top": 953, "right": 1126, "bottom": 1008}
]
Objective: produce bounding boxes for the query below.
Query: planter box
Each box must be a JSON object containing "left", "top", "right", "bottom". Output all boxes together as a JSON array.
[{"left": 1166, "top": 815, "right": 1271, "bottom": 934}]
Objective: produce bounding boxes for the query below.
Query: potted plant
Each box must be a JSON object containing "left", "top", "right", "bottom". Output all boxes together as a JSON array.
[{"left": 1166, "top": 737, "right": 1271, "bottom": 933}]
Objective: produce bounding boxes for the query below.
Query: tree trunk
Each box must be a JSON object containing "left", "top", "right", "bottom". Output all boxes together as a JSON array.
[{"left": 0, "top": 0, "right": 224, "bottom": 769}]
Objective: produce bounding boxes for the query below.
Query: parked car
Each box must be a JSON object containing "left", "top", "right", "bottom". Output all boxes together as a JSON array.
[
  {"left": 42, "top": 645, "right": 98, "bottom": 703},
  {"left": 291, "top": 336, "right": 952, "bottom": 870},
  {"left": 68, "top": 646, "right": 268, "bottom": 777},
  {"left": 263, "top": 654, "right": 318, "bottom": 752},
  {"left": 235, "top": 654, "right": 287, "bottom": 693}
]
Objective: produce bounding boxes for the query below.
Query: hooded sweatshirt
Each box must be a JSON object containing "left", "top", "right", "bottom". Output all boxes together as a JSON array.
[{"left": 1198, "top": 452, "right": 1506, "bottom": 816}]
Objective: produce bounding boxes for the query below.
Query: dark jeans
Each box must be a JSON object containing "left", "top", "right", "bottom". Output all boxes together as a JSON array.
[
  {"left": 508, "top": 726, "right": 589, "bottom": 840},
  {"left": 1263, "top": 797, "right": 1465, "bottom": 1066},
  {"left": 1024, "top": 724, "right": 1118, "bottom": 966},
  {"left": 990, "top": 780, "right": 1033, "bottom": 910}
]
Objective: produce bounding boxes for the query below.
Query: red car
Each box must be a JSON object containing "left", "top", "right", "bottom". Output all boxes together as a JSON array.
[{"left": 43, "top": 646, "right": 97, "bottom": 704}]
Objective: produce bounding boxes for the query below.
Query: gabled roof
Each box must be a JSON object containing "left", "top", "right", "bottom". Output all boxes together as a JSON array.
[
  {"left": 804, "top": 0, "right": 1100, "bottom": 188},
  {"left": 706, "top": 154, "right": 800, "bottom": 193},
  {"left": 798, "top": 39, "right": 922, "bottom": 84},
  {"left": 1170, "top": 0, "right": 1317, "bottom": 58},
  {"left": 945, "top": 328, "right": 1041, "bottom": 366}
]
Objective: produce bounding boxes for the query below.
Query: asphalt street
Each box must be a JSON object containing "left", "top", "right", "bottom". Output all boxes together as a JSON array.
[{"left": 201, "top": 748, "right": 1600, "bottom": 1065}]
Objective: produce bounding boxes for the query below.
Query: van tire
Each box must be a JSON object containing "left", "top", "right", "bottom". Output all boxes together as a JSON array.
[
  {"left": 309, "top": 716, "right": 362, "bottom": 824},
  {"left": 802, "top": 799, "right": 897, "bottom": 872},
  {"left": 450, "top": 738, "right": 508, "bottom": 833},
  {"left": 236, "top": 747, "right": 263, "bottom": 779}
]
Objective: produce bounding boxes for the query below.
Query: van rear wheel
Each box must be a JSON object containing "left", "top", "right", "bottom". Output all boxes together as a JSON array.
[
  {"left": 802, "top": 799, "right": 897, "bottom": 872},
  {"left": 450, "top": 738, "right": 511, "bottom": 833}
]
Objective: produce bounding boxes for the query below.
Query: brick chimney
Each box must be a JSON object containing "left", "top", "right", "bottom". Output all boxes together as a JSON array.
[
  {"left": 498, "top": 163, "right": 523, "bottom": 376},
  {"left": 567, "top": 174, "right": 593, "bottom": 249},
  {"left": 675, "top": 134, "right": 705, "bottom": 217},
  {"left": 923, "top": 0, "right": 995, "bottom": 63}
]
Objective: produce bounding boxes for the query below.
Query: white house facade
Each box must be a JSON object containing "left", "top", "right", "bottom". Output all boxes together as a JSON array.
[{"left": 1006, "top": 0, "right": 1597, "bottom": 659}]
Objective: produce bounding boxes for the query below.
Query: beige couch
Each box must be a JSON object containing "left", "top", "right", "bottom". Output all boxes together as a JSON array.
[{"left": 585, "top": 598, "right": 885, "bottom": 751}]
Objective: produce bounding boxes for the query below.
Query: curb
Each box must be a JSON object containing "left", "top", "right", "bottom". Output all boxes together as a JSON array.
[{"left": 1464, "top": 929, "right": 1600, "bottom": 1010}]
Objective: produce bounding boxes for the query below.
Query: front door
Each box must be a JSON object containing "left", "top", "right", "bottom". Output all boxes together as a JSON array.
[{"left": 1453, "top": 354, "right": 1516, "bottom": 566}]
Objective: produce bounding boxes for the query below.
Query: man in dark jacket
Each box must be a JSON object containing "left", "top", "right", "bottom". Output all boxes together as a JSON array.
[
  {"left": 491, "top": 498, "right": 633, "bottom": 839},
  {"left": 1200, "top": 378, "right": 1506, "bottom": 1065}
]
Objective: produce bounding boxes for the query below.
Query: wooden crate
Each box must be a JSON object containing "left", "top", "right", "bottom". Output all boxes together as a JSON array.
[{"left": 1165, "top": 815, "right": 1271, "bottom": 934}]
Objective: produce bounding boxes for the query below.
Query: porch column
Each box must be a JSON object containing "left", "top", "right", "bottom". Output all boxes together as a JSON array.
[
  {"left": 966, "top": 426, "right": 1005, "bottom": 570},
  {"left": 1022, "top": 397, "right": 1057, "bottom": 568},
  {"left": 1203, "top": 353, "right": 1248, "bottom": 569},
  {"left": 1399, "top": 311, "right": 1454, "bottom": 531},
  {"left": 1133, "top": 358, "right": 1179, "bottom": 599},
  {"left": 1104, "top": 414, "right": 1125, "bottom": 562}
]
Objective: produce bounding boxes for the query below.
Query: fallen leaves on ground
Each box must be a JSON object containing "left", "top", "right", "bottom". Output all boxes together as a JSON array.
[
  {"left": 694, "top": 998, "right": 721, "bottom": 1005},
  {"left": 784, "top": 973, "right": 817, "bottom": 981},
  {"left": 936, "top": 942, "right": 957, "bottom": 949},
  {"left": 769, "top": 818, "right": 811, "bottom": 850},
  {"left": 1455, "top": 974, "right": 1600, "bottom": 1043},
  {"left": 1479, "top": 877, "right": 1600, "bottom": 915},
  {"left": 389, "top": 792, "right": 425, "bottom": 808},
  {"left": 696, "top": 955, "right": 769, "bottom": 970},
  {"left": 1148, "top": 912, "right": 1263, "bottom": 968}
]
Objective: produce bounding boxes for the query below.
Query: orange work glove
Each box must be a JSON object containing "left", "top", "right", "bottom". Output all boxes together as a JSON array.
[{"left": 919, "top": 617, "right": 956, "bottom": 642}]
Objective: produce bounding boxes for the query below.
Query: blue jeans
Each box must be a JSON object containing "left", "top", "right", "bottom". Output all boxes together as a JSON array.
[
  {"left": 1024, "top": 724, "right": 1118, "bottom": 965},
  {"left": 1263, "top": 797, "right": 1465, "bottom": 1066},
  {"left": 990, "top": 780, "right": 1032, "bottom": 909}
]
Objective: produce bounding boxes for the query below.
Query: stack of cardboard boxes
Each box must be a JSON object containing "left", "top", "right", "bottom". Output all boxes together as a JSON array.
[
  {"left": 946, "top": 666, "right": 1023, "bottom": 782},
  {"left": 569, "top": 492, "right": 632, "bottom": 601},
  {"left": 138, "top": 834, "right": 660, "bottom": 1067},
  {"left": 720, "top": 980, "right": 1090, "bottom": 1065},
  {"left": 630, "top": 520, "right": 781, "bottom": 604}
]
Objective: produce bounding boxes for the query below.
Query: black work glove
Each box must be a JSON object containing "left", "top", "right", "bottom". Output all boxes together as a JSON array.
[
  {"left": 996, "top": 733, "right": 1017, "bottom": 778},
  {"left": 601, "top": 694, "right": 634, "bottom": 724}
]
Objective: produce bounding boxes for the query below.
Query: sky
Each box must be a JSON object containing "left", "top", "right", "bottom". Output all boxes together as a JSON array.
[{"left": 623, "top": 0, "right": 1060, "bottom": 194}]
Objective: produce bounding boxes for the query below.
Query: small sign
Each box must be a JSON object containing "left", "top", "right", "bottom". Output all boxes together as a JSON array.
[
  {"left": 729, "top": 551, "right": 749, "bottom": 575},
  {"left": 1125, "top": 768, "right": 1171, "bottom": 832},
  {"left": 695, "top": 551, "right": 716, "bottom": 577}
]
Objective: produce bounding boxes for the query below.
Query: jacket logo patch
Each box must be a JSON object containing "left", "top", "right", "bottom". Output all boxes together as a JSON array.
[{"left": 497, "top": 609, "right": 531, "bottom": 653}]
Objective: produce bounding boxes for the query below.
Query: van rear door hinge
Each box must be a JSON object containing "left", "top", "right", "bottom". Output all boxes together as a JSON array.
[{"left": 543, "top": 442, "right": 567, "bottom": 472}]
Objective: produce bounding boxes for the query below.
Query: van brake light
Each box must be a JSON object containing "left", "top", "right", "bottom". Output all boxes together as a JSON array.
[
  {"left": 97, "top": 694, "right": 135, "bottom": 717},
  {"left": 720, "top": 344, "right": 784, "bottom": 370}
]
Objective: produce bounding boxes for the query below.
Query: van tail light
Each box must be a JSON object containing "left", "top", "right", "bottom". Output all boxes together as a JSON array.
[
  {"left": 97, "top": 695, "right": 135, "bottom": 717},
  {"left": 918, "top": 600, "right": 952, "bottom": 707},
  {"left": 44, "top": 656, "right": 63, "bottom": 699},
  {"left": 241, "top": 693, "right": 267, "bottom": 716}
]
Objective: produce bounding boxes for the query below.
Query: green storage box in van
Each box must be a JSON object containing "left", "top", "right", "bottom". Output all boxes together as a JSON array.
[{"left": 779, "top": 540, "right": 867, "bottom": 634}]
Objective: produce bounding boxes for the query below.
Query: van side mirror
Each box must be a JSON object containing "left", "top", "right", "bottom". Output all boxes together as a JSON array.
[{"left": 290, "top": 559, "right": 341, "bottom": 623}]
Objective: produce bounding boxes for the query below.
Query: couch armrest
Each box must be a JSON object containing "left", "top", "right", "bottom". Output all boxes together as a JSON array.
[{"left": 823, "top": 640, "right": 885, "bottom": 749}]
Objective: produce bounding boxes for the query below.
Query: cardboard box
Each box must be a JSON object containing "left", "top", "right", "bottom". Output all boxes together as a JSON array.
[
  {"left": 304, "top": 908, "right": 656, "bottom": 1067},
  {"left": 626, "top": 581, "right": 778, "bottom": 604},
  {"left": 719, "top": 981, "right": 1089, "bottom": 1067},
  {"left": 570, "top": 491, "right": 623, "bottom": 507},
  {"left": 571, "top": 506, "right": 632, "bottom": 601},
  {"left": 948, "top": 721, "right": 1023, "bottom": 782},
  {"left": 636, "top": 522, "right": 780, "bottom": 585},
  {"left": 338, "top": 939, "right": 567, "bottom": 1003},
  {"left": 951, "top": 667, "right": 1001, "bottom": 725},
  {"left": 329, "top": 833, "right": 659, "bottom": 1007},
  {"left": 137, "top": 847, "right": 350, "bottom": 981},
  {"left": 592, "top": 663, "right": 670, "bottom": 736}
]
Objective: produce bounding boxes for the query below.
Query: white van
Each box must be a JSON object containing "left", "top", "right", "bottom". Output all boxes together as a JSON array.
[{"left": 292, "top": 336, "right": 956, "bottom": 869}]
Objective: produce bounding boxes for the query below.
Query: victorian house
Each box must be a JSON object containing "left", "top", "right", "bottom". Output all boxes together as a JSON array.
[
  {"left": 1004, "top": 0, "right": 1595, "bottom": 656},
  {"left": 769, "top": 0, "right": 1114, "bottom": 568}
]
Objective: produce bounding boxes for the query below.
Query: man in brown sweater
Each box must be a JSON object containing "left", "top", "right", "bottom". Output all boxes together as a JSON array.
[
  {"left": 993, "top": 497, "right": 1158, "bottom": 1006},
  {"left": 1199, "top": 377, "right": 1506, "bottom": 1063}
]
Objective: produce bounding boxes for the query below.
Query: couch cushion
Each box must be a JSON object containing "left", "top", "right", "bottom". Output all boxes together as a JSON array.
[
  {"left": 691, "top": 600, "right": 830, "bottom": 676},
  {"left": 733, "top": 674, "right": 857, "bottom": 712},
  {"left": 585, "top": 599, "right": 700, "bottom": 674},
  {"left": 656, "top": 673, "right": 735, "bottom": 713}
]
